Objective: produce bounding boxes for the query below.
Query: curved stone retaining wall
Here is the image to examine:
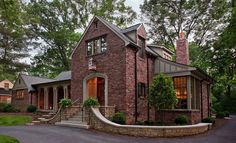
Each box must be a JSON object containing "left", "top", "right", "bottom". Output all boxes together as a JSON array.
[{"left": 90, "top": 107, "right": 212, "bottom": 137}]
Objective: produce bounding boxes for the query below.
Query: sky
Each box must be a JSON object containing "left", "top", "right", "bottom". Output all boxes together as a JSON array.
[{"left": 125, "top": 0, "right": 144, "bottom": 24}]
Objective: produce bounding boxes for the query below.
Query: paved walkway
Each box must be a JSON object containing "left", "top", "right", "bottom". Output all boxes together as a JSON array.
[{"left": 0, "top": 116, "right": 235, "bottom": 143}]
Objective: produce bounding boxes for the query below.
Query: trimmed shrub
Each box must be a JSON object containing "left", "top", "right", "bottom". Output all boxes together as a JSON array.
[
  {"left": 202, "top": 117, "right": 215, "bottom": 124},
  {"left": 144, "top": 120, "right": 154, "bottom": 125},
  {"left": 216, "top": 112, "right": 225, "bottom": 118},
  {"left": 155, "top": 120, "right": 162, "bottom": 125},
  {"left": 175, "top": 115, "right": 188, "bottom": 125},
  {"left": 59, "top": 98, "right": 72, "bottom": 108},
  {"left": 27, "top": 105, "right": 37, "bottom": 113},
  {"left": 83, "top": 97, "right": 99, "bottom": 108},
  {"left": 0, "top": 103, "right": 7, "bottom": 112},
  {"left": 224, "top": 111, "right": 230, "bottom": 117},
  {"left": 112, "top": 112, "right": 126, "bottom": 124},
  {"left": 3, "top": 104, "right": 15, "bottom": 112},
  {"left": 135, "top": 121, "right": 144, "bottom": 125}
]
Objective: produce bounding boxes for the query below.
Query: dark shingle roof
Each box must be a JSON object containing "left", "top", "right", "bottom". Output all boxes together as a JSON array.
[
  {"left": 20, "top": 74, "right": 55, "bottom": 91},
  {"left": 54, "top": 71, "right": 71, "bottom": 81},
  {"left": 121, "top": 23, "right": 142, "bottom": 33},
  {"left": 0, "top": 88, "right": 12, "bottom": 96}
]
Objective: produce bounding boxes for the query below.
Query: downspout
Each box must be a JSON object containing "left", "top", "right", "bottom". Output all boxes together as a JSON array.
[
  {"left": 134, "top": 49, "right": 138, "bottom": 123},
  {"left": 147, "top": 56, "right": 150, "bottom": 121}
]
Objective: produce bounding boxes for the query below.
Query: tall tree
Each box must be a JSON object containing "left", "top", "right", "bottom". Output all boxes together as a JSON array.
[
  {"left": 140, "top": 0, "right": 230, "bottom": 50},
  {"left": 25, "top": 0, "right": 136, "bottom": 78},
  {"left": 0, "top": 0, "right": 31, "bottom": 81}
]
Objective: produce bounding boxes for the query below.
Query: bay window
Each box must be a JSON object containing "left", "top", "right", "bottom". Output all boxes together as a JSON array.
[{"left": 173, "top": 77, "right": 187, "bottom": 109}]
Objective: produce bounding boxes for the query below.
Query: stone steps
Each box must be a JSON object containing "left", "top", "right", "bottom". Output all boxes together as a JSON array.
[{"left": 55, "top": 121, "right": 90, "bottom": 129}]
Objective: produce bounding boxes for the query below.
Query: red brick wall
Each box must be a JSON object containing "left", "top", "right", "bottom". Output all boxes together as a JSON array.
[
  {"left": 176, "top": 39, "right": 189, "bottom": 65},
  {"left": 71, "top": 17, "right": 127, "bottom": 113},
  {"left": 11, "top": 89, "right": 30, "bottom": 112},
  {"left": 202, "top": 82, "right": 209, "bottom": 119},
  {"left": 155, "top": 109, "right": 201, "bottom": 124}
]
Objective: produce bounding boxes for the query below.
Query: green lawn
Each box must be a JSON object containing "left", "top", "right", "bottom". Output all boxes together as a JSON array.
[
  {"left": 0, "top": 135, "right": 20, "bottom": 143},
  {"left": 0, "top": 115, "right": 32, "bottom": 126}
]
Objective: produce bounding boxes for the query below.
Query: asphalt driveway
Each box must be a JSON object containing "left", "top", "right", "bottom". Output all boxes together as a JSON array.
[{"left": 0, "top": 116, "right": 235, "bottom": 143}]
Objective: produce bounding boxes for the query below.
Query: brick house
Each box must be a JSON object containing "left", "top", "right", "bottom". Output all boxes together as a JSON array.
[
  {"left": 0, "top": 79, "right": 13, "bottom": 103},
  {"left": 12, "top": 71, "right": 71, "bottom": 112},
  {"left": 71, "top": 16, "right": 213, "bottom": 124},
  {"left": 11, "top": 16, "right": 212, "bottom": 124}
]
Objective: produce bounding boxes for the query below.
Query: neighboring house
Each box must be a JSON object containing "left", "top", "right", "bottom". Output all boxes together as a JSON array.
[
  {"left": 12, "top": 71, "right": 71, "bottom": 111},
  {"left": 0, "top": 79, "right": 13, "bottom": 103},
  {"left": 71, "top": 16, "right": 213, "bottom": 124}
]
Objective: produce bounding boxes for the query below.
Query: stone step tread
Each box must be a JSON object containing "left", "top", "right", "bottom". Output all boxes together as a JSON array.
[
  {"left": 60, "top": 120, "right": 87, "bottom": 124},
  {"left": 68, "top": 118, "right": 86, "bottom": 122},
  {"left": 55, "top": 122, "right": 90, "bottom": 129},
  {"left": 32, "top": 121, "right": 41, "bottom": 123}
]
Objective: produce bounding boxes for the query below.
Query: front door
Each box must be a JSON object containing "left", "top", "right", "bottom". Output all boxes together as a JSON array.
[{"left": 86, "top": 77, "right": 105, "bottom": 106}]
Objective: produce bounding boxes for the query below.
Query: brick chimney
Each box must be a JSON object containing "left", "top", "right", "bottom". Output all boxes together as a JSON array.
[{"left": 176, "top": 32, "right": 189, "bottom": 65}]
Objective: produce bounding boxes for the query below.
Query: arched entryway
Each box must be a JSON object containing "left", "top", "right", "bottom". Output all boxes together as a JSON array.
[{"left": 83, "top": 73, "right": 108, "bottom": 106}]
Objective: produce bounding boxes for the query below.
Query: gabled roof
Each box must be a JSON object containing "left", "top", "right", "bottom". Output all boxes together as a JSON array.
[
  {"left": 121, "top": 23, "right": 142, "bottom": 33},
  {"left": 71, "top": 16, "right": 141, "bottom": 57},
  {"left": 148, "top": 44, "right": 174, "bottom": 55},
  {"left": 20, "top": 74, "right": 55, "bottom": 91}
]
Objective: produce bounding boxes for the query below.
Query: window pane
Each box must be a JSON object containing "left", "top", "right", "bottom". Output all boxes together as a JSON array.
[
  {"left": 101, "top": 38, "right": 107, "bottom": 52},
  {"left": 87, "top": 41, "right": 93, "bottom": 56},
  {"left": 173, "top": 77, "right": 187, "bottom": 109}
]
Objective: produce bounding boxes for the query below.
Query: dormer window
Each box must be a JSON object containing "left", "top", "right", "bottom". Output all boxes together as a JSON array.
[{"left": 87, "top": 37, "right": 107, "bottom": 56}]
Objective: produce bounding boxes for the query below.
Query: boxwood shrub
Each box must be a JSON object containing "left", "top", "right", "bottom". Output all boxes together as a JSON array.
[
  {"left": 27, "top": 105, "right": 37, "bottom": 113},
  {"left": 216, "top": 112, "right": 225, "bottom": 118},
  {"left": 112, "top": 112, "right": 126, "bottom": 124},
  {"left": 202, "top": 117, "right": 215, "bottom": 124},
  {"left": 175, "top": 114, "right": 189, "bottom": 125}
]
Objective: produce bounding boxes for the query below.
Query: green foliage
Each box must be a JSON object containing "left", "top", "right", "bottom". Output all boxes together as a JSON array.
[
  {"left": 224, "top": 111, "right": 230, "bottom": 117},
  {"left": 0, "top": 115, "right": 32, "bottom": 126},
  {"left": 135, "top": 121, "right": 144, "bottom": 125},
  {"left": 25, "top": 0, "right": 136, "bottom": 77},
  {"left": 27, "top": 105, "right": 37, "bottom": 113},
  {"left": 202, "top": 117, "right": 215, "bottom": 124},
  {"left": 0, "top": 103, "right": 7, "bottom": 112},
  {"left": 82, "top": 97, "right": 99, "bottom": 108},
  {"left": 3, "top": 104, "right": 15, "bottom": 112},
  {"left": 175, "top": 115, "right": 189, "bottom": 125},
  {"left": 140, "top": 0, "right": 230, "bottom": 50},
  {"left": 0, "top": 0, "right": 31, "bottom": 81},
  {"left": 144, "top": 120, "right": 154, "bottom": 125},
  {"left": 216, "top": 112, "right": 225, "bottom": 118},
  {"left": 148, "top": 74, "right": 178, "bottom": 110},
  {"left": 59, "top": 98, "right": 72, "bottom": 108},
  {"left": 112, "top": 112, "right": 126, "bottom": 125},
  {"left": 0, "top": 135, "right": 20, "bottom": 143}
]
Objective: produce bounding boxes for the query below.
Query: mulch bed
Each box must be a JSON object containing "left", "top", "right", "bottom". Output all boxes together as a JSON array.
[{"left": 212, "top": 118, "right": 229, "bottom": 129}]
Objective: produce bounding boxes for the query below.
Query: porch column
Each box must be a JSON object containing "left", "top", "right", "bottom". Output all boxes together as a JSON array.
[
  {"left": 187, "top": 76, "right": 191, "bottom": 109},
  {"left": 37, "top": 91, "right": 40, "bottom": 109},
  {"left": 44, "top": 88, "right": 48, "bottom": 110},
  {"left": 53, "top": 86, "right": 58, "bottom": 110},
  {"left": 64, "top": 85, "right": 68, "bottom": 99}
]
